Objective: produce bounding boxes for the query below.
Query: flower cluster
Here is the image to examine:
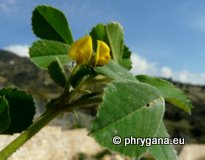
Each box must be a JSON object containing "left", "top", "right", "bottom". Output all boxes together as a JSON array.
[{"left": 69, "top": 36, "right": 111, "bottom": 66}]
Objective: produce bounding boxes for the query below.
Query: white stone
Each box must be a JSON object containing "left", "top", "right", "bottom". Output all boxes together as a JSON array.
[
  {"left": 0, "top": 127, "right": 102, "bottom": 160},
  {"left": 179, "top": 144, "right": 205, "bottom": 160}
]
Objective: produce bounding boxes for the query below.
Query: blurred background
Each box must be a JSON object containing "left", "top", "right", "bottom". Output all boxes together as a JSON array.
[{"left": 0, "top": 0, "right": 205, "bottom": 159}]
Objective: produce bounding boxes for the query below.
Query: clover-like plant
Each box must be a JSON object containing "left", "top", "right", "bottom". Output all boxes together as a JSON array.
[{"left": 0, "top": 5, "right": 192, "bottom": 160}]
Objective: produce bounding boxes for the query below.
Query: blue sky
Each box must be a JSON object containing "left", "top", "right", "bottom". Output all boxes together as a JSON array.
[{"left": 1, "top": 0, "right": 205, "bottom": 84}]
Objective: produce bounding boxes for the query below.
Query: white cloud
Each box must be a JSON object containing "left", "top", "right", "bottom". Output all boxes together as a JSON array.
[
  {"left": 174, "top": 71, "right": 205, "bottom": 85},
  {"left": 160, "top": 67, "right": 172, "bottom": 78},
  {"left": 4, "top": 44, "right": 29, "bottom": 57},
  {"left": 131, "top": 53, "right": 158, "bottom": 75},
  {"left": 131, "top": 53, "right": 205, "bottom": 85},
  {"left": 0, "top": 0, "right": 16, "bottom": 12}
]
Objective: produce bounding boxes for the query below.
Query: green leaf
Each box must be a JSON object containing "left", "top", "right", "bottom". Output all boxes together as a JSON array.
[
  {"left": 32, "top": 5, "right": 73, "bottom": 44},
  {"left": 148, "top": 123, "right": 178, "bottom": 160},
  {"left": 90, "top": 23, "right": 132, "bottom": 69},
  {"left": 90, "top": 24, "right": 108, "bottom": 51},
  {"left": 91, "top": 81, "right": 165, "bottom": 157},
  {"left": 121, "top": 45, "right": 132, "bottom": 70},
  {"left": 0, "top": 96, "right": 10, "bottom": 133},
  {"left": 95, "top": 60, "right": 136, "bottom": 81},
  {"left": 106, "top": 22, "right": 124, "bottom": 64},
  {"left": 0, "top": 88, "right": 35, "bottom": 134},
  {"left": 29, "top": 40, "right": 70, "bottom": 69},
  {"left": 48, "top": 58, "right": 67, "bottom": 87},
  {"left": 136, "top": 75, "right": 192, "bottom": 113}
]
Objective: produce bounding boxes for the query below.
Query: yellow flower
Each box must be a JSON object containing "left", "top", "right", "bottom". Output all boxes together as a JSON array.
[
  {"left": 69, "top": 35, "right": 111, "bottom": 66},
  {"left": 95, "top": 40, "right": 111, "bottom": 66},
  {"left": 69, "top": 36, "right": 92, "bottom": 65}
]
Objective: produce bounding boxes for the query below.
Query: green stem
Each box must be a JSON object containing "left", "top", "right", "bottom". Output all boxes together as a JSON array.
[
  {"left": 0, "top": 96, "right": 101, "bottom": 159},
  {"left": 0, "top": 107, "right": 61, "bottom": 159},
  {"left": 66, "top": 97, "right": 102, "bottom": 109},
  {"left": 0, "top": 64, "right": 100, "bottom": 159}
]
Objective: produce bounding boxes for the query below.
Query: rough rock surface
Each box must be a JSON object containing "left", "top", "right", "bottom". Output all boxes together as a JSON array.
[
  {"left": 179, "top": 144, "right": 205, "bottom": 160},
  {"left": 0, "top": 127, "right": 104, "bottom": 160},
  {"left": 1, "top": 126, "right": 205, "bottom": 160}
]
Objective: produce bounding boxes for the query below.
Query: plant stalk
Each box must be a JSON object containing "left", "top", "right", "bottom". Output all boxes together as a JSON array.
[
  {"left": 0, "top": 107, "right": 61, "bottom": 159},
  {"left": 0, "top": 66, "right": 102, "bottom": 159}
]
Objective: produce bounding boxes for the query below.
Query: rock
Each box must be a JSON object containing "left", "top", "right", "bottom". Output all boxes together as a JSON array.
[
  {"left": 0, "top": 127, "right": 102, "bottom": 160},
  {"left": 179, "top": 144, "right": 205, "bottom": 160},
  {"left": 2, "top": 126, "right": 204, "bottom": 159}
]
